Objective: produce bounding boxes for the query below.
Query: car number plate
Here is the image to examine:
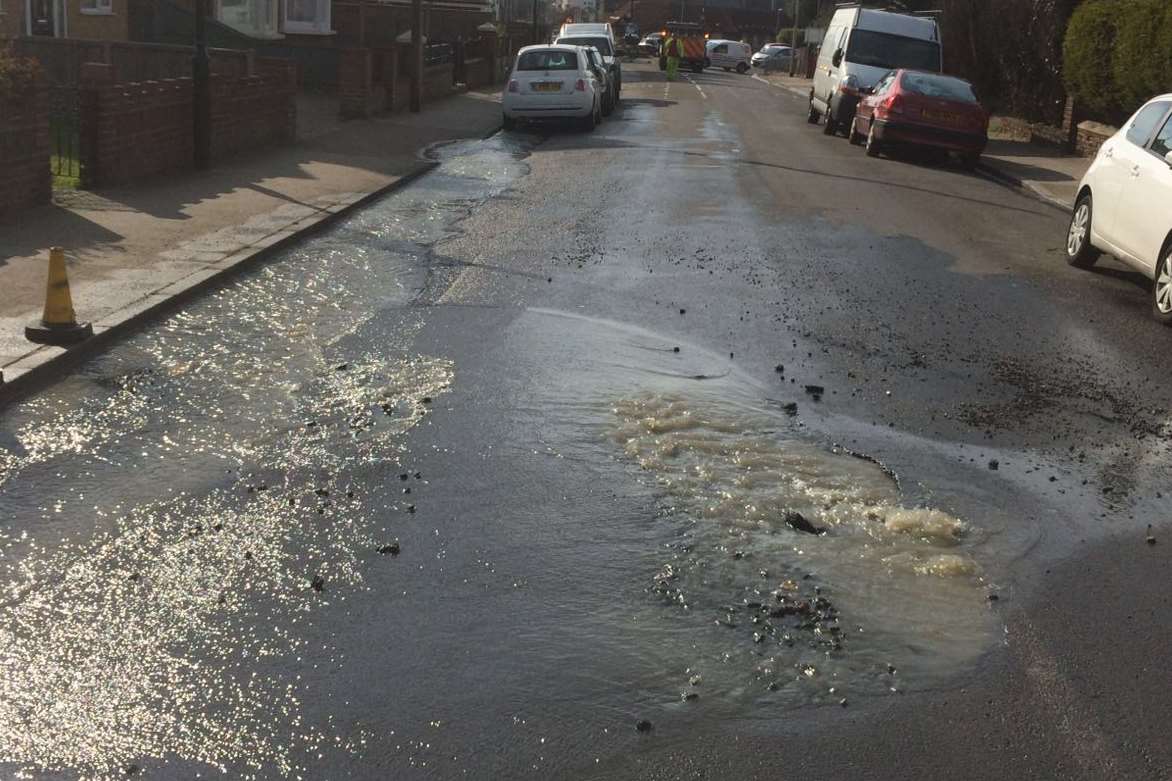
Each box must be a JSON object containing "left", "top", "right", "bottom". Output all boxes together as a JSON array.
[
  {"left": 533, "top": 82, "right": 562, "bottom": 92},
  {"left": 922, "top": 110, "right": 959, "bottom": 124}
]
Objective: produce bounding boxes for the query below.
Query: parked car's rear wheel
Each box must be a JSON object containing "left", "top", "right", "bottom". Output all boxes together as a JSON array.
[
  {"left": 865, "top": 123, "right": 882, "bottom": 157},
  {"left": 959, "top": 152, "right": 980, "bottom": 171},
  {"left": 822, "top": 106, "right": 838, "bottom": 136},
  {"left": 582, "top": 104, "right": 597, "bottom": 131},
  {"left": 502, "top": 114, "right": 516, "bottom": 131},
  {"left": 601, "top": 90, "right": 613, "bottom": 116},
  {"left": 1152, "top": 245, "right": 1172, "bottom": 324},
  {"left": 848, "top": 117, "right": 864, "bottom": 146},
  {"left": 1066, "top": 194, "right": 1100, "bottom": 269},
  {"left": 807, "top": 101, "right": 821, "bottom": 124},
  {"left": 736, "top": 62, "right": 748, "bottom": 74}
]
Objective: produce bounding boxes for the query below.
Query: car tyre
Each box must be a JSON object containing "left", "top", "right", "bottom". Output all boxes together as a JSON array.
[
  {"left": 822, "top": 100, "right": 838, "bottom": 135},
  {"left": 502, "top": 113, "right": 516, "bottom": 131},
  {"left": 1065, "top": 194, "right": 1100, "bottom": 269},
  {"left": 582, "top": 104, "right": 597, "bottom": 132},
  {"left": 736, "top": 62, "right": 748, "bottom": 74},
  {"left": 848, "top": 117, "right": 864, "bottom": 145},
  {"left": 865, "top": 122, "right": 882, "bottom": 157},
  {"left": 807, "top": 101, "right": 821, "bottom": 124},
  {"left": 1153, "top": 245, "right": 1172, "bottom": 325},
  {"left": 602, "top": 90, "right": 613, "bottom": 117},
  {"left": 959, "top": 152, "right": 980, "bottom": 171}
]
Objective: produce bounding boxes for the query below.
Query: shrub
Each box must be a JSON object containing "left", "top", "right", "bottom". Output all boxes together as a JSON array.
[
  {"left": 1111, "top": 0, "right": 1172, "bottom": 117},
  {"left": 0, "top": 46, "right": 40, "bottom": 101},
  {"left": 1063, "top": 0, "right": 1120, "bottom": 118}
]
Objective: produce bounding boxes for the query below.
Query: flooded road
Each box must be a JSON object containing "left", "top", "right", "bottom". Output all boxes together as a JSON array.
[{"left": 2, "top": 63, "right": 1172, "bottom": 780}]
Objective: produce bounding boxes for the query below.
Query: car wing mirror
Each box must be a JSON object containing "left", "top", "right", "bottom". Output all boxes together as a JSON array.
[
  {"left": 860, "top": 86, "right": 874, "bottom": 95},
  {"left": 832, "top": 48, "right": 844, "bottom": 67},
  {"left": 1165, "top": 150, "right": 1172, "bottom": 168}
]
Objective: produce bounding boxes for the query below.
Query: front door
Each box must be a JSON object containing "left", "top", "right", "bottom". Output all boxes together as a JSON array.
[
  {"left": 29, "top": 0, "right": 61, "bottom": 36},
  {"left": 1095, "top": 101, "right": 1171, "bottom": 255},
  {"left": 1113, "top": 109, "right": 1172, "bottom": 272}
]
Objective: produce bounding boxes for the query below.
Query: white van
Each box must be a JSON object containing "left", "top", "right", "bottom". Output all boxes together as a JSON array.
[
  {"left": 557, "top": 22, "right": 623, "bottom": 95},
  {"left": 809, "top": 6, "right": 941, "bottom": 135},
  {"left": 706, "top": 39, "right": 751, "bottom": 74}
]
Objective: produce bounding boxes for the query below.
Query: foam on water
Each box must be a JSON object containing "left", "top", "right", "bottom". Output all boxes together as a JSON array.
[{"left": 605, "top": 392, "right": 996, "bottom": 699}]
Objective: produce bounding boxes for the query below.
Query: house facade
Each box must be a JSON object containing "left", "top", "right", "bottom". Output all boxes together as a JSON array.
[{"left": 1, "top": 0, "right": 130, "bottom": 39}]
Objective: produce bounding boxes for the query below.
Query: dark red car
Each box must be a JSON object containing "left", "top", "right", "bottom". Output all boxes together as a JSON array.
[{"left": 848, "top": 69, "right": 988, "bottom": 169}]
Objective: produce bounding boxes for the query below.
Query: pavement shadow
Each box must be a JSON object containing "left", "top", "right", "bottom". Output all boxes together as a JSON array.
[
  {"left": 0, "top": 203, "right": 123, "bottom": 267},
  {"left": 984, "top": 138, "right": 1078, "bottom": 162},
  {"left": 981, "top": 155, "right": 1075, "bottom": 183}
]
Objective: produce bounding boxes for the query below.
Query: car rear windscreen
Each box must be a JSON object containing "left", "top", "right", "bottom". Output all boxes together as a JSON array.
[
  {"left": 557, "top": 37, "right": 613, "bottom": 56},
  {"left": 900, "top": 72, "right": 977, "bottom": 103},
  {"left": 517, "top": 50, "right": 580, "bottom": 71},
  {"left": 846, "top": 30, "right": 941, "bottom": 72}
]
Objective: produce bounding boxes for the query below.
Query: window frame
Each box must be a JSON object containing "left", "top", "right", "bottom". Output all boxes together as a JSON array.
[
  {"left": 80, "top": 0, "right": 113, "bottom": 16},
  {"left": 1125, "top": 101, "right": 1171, "bottom": 150},
  {"left": 282, "top": 0, "right": 331, "bottom": 35},
  {"left": 1139, "top": 105, "right": 1172, "bottom": 162}
]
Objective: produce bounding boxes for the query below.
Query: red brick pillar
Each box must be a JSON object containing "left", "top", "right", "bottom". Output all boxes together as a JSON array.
[
  {"left": 0, "top": 88, "right": 50, "bottom": 220},
  {"left": 339, "top": 48, "right": 373, "bottom": 119},
  {"left": 79, "top": 62, "right": 115, "bottom": 189},
  {"left": 1062, "top": 96, "right": 1079, "bottom": 153}
]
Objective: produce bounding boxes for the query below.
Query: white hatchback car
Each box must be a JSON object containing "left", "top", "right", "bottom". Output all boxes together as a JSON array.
[
  {"left": 502, "top": 45, "right": 603, "bottom": 132},
  {"left": 1067, "top": 95, "right": 1172, "bottom": 322}
]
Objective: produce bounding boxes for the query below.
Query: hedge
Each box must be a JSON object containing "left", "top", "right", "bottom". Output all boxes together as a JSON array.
[
  {"left": 1065, "top": 0, "right": 1172, "bottom": 124},
  {"left": 0, "top": 46, "right": 40, "bottom": 101}
]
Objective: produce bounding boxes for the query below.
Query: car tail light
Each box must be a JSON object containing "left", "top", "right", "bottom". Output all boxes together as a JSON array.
[
  {"left": 508, "top": 79, "right": 519, "bottom": 93},
  {"left": 876, "top": 95, "right": 904, "bottom": 119},
  {"left": 575, "top": 78, "right": 587, "bottom": 92}
]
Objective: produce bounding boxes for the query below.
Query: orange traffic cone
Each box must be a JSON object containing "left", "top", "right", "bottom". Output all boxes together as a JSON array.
[{"left": 25, "top": 247, "right": 93, "bottom": 346}]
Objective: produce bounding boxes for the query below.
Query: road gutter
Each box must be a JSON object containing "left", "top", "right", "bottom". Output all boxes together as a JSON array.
[
  {"left": 0, "top": 160, "right": 444, "bottom": 408},
  {"left": 974, "top": 161, "right": 1074, "bottom": 213}
]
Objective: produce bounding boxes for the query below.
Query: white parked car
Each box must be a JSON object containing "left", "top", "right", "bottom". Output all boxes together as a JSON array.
[
  {"left": 502, "top": 45, "right": 603, "bottom": 132},
  {"left": 1067, "top": 95, "right": 1172, "bottom": 322},
  {"left": 752, "top": 43, "right": 791, "bottom": 68}
]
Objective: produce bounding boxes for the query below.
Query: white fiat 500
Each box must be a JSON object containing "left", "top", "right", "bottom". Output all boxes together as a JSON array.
[
  {"left": 502, "top": 45, "right": 602, "bottom": 132},
  {"left": 1067, "top": 95, "right": 1172, "bottom": 322}
]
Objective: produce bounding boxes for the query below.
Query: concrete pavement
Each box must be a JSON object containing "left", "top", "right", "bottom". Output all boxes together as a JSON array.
[{"left": 0, "top": 88, "right": 502, "bottom": 393}]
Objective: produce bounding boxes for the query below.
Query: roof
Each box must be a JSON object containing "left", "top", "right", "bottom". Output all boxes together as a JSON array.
[
  {"left": 560, "top": 23, "right": 612, "bottom": 33},
  {"left": 852, "top": 8, "right": 939, "bottom": 41},
  {"left": 518, "top": 44, "right": 585, "bottom": 53}
]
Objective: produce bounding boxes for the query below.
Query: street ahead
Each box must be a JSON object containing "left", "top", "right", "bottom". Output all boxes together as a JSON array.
[{"left": 1, "top": 62, "right": 1171, "bottom": 781}]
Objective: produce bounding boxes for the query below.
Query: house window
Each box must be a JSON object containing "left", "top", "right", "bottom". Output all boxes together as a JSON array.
[
  {"left": 80, "top": 0, "right": 113, "bottom": 15},
  {"left": 216, "top": 0, "right": 279, "bottom": 38},
  {"left": 284, "top": 0, "right": 330, "bottom": 34}
]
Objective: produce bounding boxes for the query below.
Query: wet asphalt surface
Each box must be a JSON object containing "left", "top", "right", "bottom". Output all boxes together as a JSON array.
[{"left": 1, "top": 61, "right": 1171, "bottom": 780}]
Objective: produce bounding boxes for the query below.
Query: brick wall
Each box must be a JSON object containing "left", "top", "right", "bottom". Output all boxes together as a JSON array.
[
  {"left": 80, "top": 63, "right": 295, "bottom": 187},
  {"left": 67, "top": 1, "right": 130, "bottom": 41},
  {"left": 1076, "top": 121, "right": 1115, "bottom": 158},
  {"left": 464, "top": 57, "right": 493, "bottom": 90},
  {"left": 210, "top": 64, "right": 296, "bottom": 159},
  {"left": 0, "top": 89, "right": 51, "bottom": 221},
  {"left": 0, "top": 2, "right": 25, "bottom": 37},
  {"left": 81, "top": 76, "right": 194, "bottom": 186},
  {"left": 338, "top": 47, "right": 372, "bottom": 119},
  {"left": 422, "top": 63, "right": 454, "bottom": 102}
]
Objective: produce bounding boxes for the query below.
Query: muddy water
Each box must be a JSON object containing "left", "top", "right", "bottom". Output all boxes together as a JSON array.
[
  {"left": 509, "top": 308, "right": 998, "bottom": 707},
  {"left": 0, "top": 138, "right": 529, "bottom": 780}
]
